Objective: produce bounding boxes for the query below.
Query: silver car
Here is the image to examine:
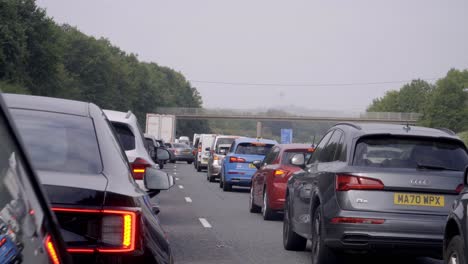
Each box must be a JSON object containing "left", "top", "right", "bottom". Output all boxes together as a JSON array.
[
  {"left": 206, "top": 135, "right": 239, "bottom": 182},
  {"left": 283, "top": 123, "right": 468, "bottom": 263}
]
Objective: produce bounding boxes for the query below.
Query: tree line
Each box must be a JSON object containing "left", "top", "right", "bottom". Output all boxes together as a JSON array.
[
  {"left": 367, "top": 69, "right": 468, "bottom": 134},
  {"left": 0, "top": 0, "right": 210, "bottom": 137}
]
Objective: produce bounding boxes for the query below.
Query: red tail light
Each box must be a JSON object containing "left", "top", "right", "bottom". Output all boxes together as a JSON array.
[
  {"left": 130, "top": 157, "right": 151, "bottom": 180},
  {"left": 331, "top": 217, "right": 385, "bottom": 224},
  {"left": 336, "top": 174, "right": 384, "bottom": 191},
  {"left": 44, "top": 235, "right": 61, "bottom": 264},
  {"left": 0, "top": 237, "right": 6, "bottom": 247},
  {"left": 274, "top": 169, "right": 288, "bottom": 177},
  {"left": 52, "top": 208, "right": 137, "bottom": 254},
  {"left": 230, "top": 156, "right": 246, "bottom": 163},
  {"left": 456, "top": 184, "right": 464, "bottom": 194}
]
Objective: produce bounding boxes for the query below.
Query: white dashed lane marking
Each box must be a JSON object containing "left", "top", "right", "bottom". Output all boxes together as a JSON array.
[
  {"left": 185, "top": 197, "right": 192, "bottom": 203},
  {"left": 175, "top": 178, "right": 180, "bottom": 180},
  {"left": 178, "top": 185, "right": 184, "bottom": 189},
  {"left": 199, "top": 218, "right": 212, "bottom": 228}
]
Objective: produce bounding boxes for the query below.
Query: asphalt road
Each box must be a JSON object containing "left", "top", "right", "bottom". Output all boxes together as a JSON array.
[{"left": 156, "top": 162, "right": 443, "bottom": 264}]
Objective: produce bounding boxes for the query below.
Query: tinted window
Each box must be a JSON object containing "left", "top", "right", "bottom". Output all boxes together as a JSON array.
[
  {"left": 264, "top": 147, "right": 280, "bottom": 164},
  {"left": 12, "top": 109, "right": 102, "bottom": 174},
  {"left": 282, "top": 150, "right": 314, "bottom": 165},
  {"left": 308, "top": 131, "right": 333, "bottom": 164},
  {"left": 111, "top": 122, "right": 135, "bottom": 151},
  {"left": 353, "top": 136, "right": 468, "bottom": 171},
  {"left": 319, "top": 130, "right": 343, "bottom": 162},
  {"left": 235, "top": 143, "right": 274, "bottom": 155},
  {"left": 334, "top": 133, "right": 347, "bottom": 162}
]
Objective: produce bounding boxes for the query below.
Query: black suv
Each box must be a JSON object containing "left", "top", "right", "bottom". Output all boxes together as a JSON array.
[
  {"left": 0, "top": 93, "right": 70, "bottom": 264},
  {"left": 284, "top": 123, "right": 468, "bottom": 263},
  {"left": 444, "top": 167, "right": 468, "bottom": 264},
  {"left": 5, "top": 94, "right": 174, "bottom": 264}
]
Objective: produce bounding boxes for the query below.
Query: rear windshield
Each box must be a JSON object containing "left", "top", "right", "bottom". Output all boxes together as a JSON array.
[
  {"left": 235, "top": 143, "right": 274, "bottom": 155},
  {"left": 353, "top": 136, "right": 468, "bottom": 171},
  {"left": 282, "top": 150, "right": 314, "bottom": 165},
  {"left": 174, "top": 143, "right": 188, "bottom": 148},
  {"left": 215, "top": 138, "right": 236, "bottom": 153},
  {"left": 111, "top": 122, "right": 135, "bottom": 151},
  {"left": 11, "top": 109, "right": 102, "bottom": 174}
]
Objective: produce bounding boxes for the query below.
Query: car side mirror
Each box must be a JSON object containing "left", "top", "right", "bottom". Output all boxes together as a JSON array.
[
  {"left": 252, "top": 160, "right": 262, "bottom": 170},
  {"left": 144, "top": 167, "right": 174, "bottom": 192},
  {"left": 291, "top": 154, "right": 305, "bottom": 169},
  {"left": 156, "top": 148, "right": 170, "bottom": 161}
]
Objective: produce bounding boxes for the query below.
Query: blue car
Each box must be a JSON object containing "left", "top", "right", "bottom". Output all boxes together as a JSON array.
[
  {"left": 220, "top": 138, "right": 277, "bottom": 191},
  {"left": 0, "top": 234, "right": 19, "bottom": 264}
]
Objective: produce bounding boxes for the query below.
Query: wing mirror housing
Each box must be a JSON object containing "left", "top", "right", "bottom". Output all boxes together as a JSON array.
[
  {"left": 252, "top": 160, "right": 262, "bottom": 170},
  {"left": 144, "top": 167, "right": 174, "bottom": 197},
  {"left": 291, "top": 154, "right": 306, "bottom": 169},
  {"left": 156, "top": 148, "right": 171, "bottom": 162}
]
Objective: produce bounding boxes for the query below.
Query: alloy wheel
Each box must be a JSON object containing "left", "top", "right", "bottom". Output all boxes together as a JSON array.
[
  {"left": 311, "top": 210, "right": 321, "bottom": 263},
  {"left": 449, "top": 252, "right": 459, "bottom": 264}
]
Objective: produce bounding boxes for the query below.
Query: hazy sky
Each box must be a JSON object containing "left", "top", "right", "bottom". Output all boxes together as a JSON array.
[{"left": 36, "top": 0, "right": 468, "bottom": 112}]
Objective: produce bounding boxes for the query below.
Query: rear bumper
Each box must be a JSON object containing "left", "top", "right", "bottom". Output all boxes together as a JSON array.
[
  {"left": 173, "top": 154, "right": 194, "bottom": 161},
  {"left": 324, "top": 211, "right": 445, "bottom": 258},
  {"left": 209, "top": 165, "right": 221, "bottom": 177},
  {"left": 225, "top": 170, "right": 255, "bottom": 186}
]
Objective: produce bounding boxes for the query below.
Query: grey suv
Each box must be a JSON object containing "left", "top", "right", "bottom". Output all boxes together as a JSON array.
[
  {"left": 283, "top": 123, "right": 468, "bottom": 263},
  {"left": 444, "top": 167, "right": 468, "bottom": 264}
]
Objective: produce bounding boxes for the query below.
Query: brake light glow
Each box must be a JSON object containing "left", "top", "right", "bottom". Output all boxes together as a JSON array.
[
  {"left": 230, "top": 157, "right": 246, "bottom": 163},
  {"left": 44, "top": 235, "right": 61, "bottom": 264},
  {"left": 336, "top": 174, "right": 384, "bottom": 191},
  {"left": 130, "top": 157, "right": 151, "bottom": 180},
  {"left": 456, "top": 184, "right": 464, "bottom": 194},
  {"left": 52, "top": 207, "right": 137, "bottom": 254},
  {"left": 331, "top": 217, "right": 385, "bottom": 224}
]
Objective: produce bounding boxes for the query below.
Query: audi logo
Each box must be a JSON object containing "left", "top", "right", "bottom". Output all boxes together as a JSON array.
[{"left": 410, "top": 179, "right": 430, "bottom": 185}]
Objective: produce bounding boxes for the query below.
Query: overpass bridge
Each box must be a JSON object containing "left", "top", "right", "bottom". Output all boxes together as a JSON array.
[{"left": 155, "top": 107, "right": 420, "bottom": 137}]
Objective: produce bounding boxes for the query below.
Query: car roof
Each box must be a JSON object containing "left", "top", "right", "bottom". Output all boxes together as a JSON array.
[
  {"left": 234, "top": 137, "right": 277, "bottom": 145},
  {"left": 4, "top": 93, "right": 90, "bottom": 117},
  {"left": 333, "top": 123, "right": 460, "bottom": 140}
]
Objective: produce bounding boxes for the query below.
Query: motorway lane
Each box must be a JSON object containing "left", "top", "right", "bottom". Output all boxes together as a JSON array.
[{"left": 155, "top": 162, "right": 443, "bottom": 264}]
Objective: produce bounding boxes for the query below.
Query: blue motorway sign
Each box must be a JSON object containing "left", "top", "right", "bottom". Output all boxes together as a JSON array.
[{"left": 280, "top": 129, "right": 293, "bottom": 144}]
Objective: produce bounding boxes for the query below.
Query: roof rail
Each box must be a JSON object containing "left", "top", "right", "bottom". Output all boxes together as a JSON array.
[
  {"left": 334, "top": 122, "right": 361, "bottom": 130},
  {"left": 436, "top": 128, "right": 456, "bottom": 136},
  {"left": 125, "top": 110, "right": 133, "bottom": 119}
]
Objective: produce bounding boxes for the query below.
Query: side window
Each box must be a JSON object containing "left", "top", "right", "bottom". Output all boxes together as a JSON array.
[
  {"left": 229, "top": 142, "right": 236, "bottom": 153},
  {"left": 103, "top": 117, "right": 130, "bottom": 167},
  {"left": 334, "top": 132, "right": 347, "bottom": 162},
  {"left": 264, "top": 147, "right": 280, "bottom": 165},
  {"left": 319, "top": 130, "right": 343, "bottom": 162},
  {"left": 308, "top": 131, "right": 334, "bottom": 164}
]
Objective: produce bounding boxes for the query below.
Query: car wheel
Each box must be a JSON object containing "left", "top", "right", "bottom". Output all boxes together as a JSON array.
[
  {"left": 262, "top": 189, "right": 277, "bottom": 220},
  {"left": 283, "top": 195, "right": 307, "bottom": 251},
  {"left": 445, "top": 235, "right": 465, "bottom": 264},
  {"left": 219, "top": 173, "right": 224, "bottom": 188},
  {"left": 249, "top": 187, "right": 261, "bottom": 213},
  {"left": 197, "top": 163, "right": 202, "bottom": 172},
  {"left": 311, "top": 205, "right": 340, "bottom": 264},
  {"left": 208, "top": 174, "right": 215, "bottom": 183},
  {"left": 159, "top": 162, "right": 164, "bottom": 169},
  {"left": 187, "top": 161, "right": 193, "bottom": 164},
  {"left": 222, "top": 178, "right": 232, "bottom": 192}
]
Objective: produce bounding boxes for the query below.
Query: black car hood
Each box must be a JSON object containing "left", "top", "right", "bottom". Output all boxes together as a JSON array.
[{"left": 37, "top": 170, "right": 107, "bottom": 207}]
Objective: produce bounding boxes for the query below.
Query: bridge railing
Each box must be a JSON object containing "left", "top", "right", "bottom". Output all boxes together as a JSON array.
[{"left": 155, "top": 107, "right": 421, "bottom": 121}]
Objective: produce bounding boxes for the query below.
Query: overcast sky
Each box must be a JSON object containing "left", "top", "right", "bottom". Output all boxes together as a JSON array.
[{"left": 36, "top": 0, "right": 468, "bottom": 112}]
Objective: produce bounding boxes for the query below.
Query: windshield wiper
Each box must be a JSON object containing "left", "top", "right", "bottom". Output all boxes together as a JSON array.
[{"left": 416, "top": 163, "right": 460, "bottom": 171}]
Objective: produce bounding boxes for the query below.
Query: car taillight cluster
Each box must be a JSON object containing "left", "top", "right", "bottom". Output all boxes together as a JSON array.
[
  {"left": 0, "top": 237, "right": 6, "bottom": 247},
  {"left": 44, "top": 235, "right": 61, "bottom": 264},
  {"left": 52, "top": 208, "right": 137, "bottom": 254},
  {"left": 456, "top": 184, "right": 464, "bottom": 194},
  {"left": 229, "top": 156, "right": 246, "bottom": 163},
  {"left": 335, "top": 174, "right": 384, "bottom": 191},
  {"left": 130, "top": 157, "right": 151, "bottom": 180}
]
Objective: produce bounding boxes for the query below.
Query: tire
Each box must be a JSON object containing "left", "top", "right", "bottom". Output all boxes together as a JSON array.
[
  {"left": 222, "top": 178, "right": 232, "bottom": 191},
  {"left": 170, "top": 160, "right": 175, "bottom": 164},
  {"left": 208, "top": 175, "right": 215, "bottom": 182},
  {"left": 159, "top": 162, "right": 164, "bottom": 169},
  {"left": 445, "top": 235, "right": 465, "bottom": 264},
  {"left": 249, "top": 187, "right": 261, "bottom": 213},
  {"left": 283, "top": 195, "right": 307, "bottom": 251},
  {"left": 197, "top": 163, "right": 202, "bottom": 172},
  {"left": 187, "top": 161, "right": 193, "bottom": 164},
  {"left": 219, "top": 172, "right": 224, "bottom": 188},
  {"left": 262, "top": 189, "right": 277, "bottom": 220},
  {"left": 311, "top": 205, "right": 340, "bottom": 264}
]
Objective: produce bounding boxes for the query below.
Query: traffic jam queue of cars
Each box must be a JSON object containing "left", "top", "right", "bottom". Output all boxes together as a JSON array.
[{"left": 194, "top": 126, "right": 468, "bottom": 264}]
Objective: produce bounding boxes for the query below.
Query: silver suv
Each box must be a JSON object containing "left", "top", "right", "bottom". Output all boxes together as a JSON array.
[
  {"left": 104, "top": 110, "right": 160, "bottom": 190},
  {"left": 207, "top": 135, "right": 239, "bottom": 182}
]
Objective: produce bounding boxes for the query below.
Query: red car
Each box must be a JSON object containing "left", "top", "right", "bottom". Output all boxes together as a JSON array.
[{"left": 249, "top": 144, "right": 314, "bottom": 220}]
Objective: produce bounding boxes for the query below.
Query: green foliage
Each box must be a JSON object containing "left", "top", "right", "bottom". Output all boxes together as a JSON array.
[
  {"left": 368, "top": 70, "right": 468, "bottom": 132},
  {"left": 0, "top": 0, "right": 208, "bottom": 137}
]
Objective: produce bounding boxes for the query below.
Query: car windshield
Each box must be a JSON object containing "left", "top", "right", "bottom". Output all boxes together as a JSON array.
[
  {"left": 353, "top": 136, "right": 468, "bottom": 171},
  {"left": 235, "top": 143, "right": 274, "bottom": 155},
  {"left": 11, "top": 109, "right": 102, "bottom": 174}
]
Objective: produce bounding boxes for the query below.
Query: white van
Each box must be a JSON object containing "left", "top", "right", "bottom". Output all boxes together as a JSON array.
[{"left": 196, "top": 134, "right": 216, "bottom": 172}]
